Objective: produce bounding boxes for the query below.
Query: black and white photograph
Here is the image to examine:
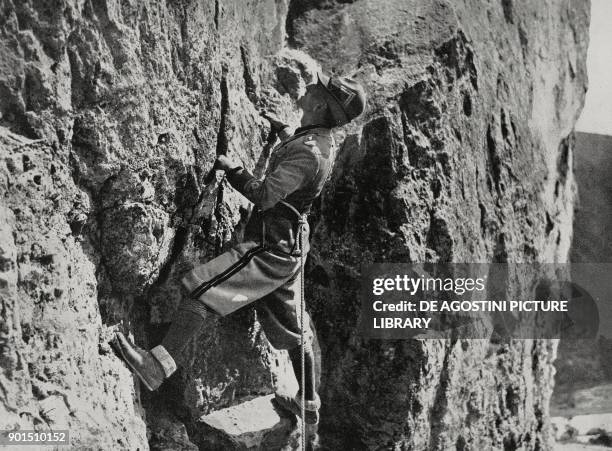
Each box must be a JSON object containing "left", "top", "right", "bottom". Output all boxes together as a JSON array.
[{"left": 0, "top": 0, "right": 611, "bottom": 449}]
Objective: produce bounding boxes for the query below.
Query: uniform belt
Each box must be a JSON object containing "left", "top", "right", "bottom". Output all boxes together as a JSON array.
[
  {"left": 278, "top": 200, "right": 306, "bottom": 220},
  {"left": 256, "top": 201, "right": 308, "bottom": 256},
  {"left": 270, "top": 200, "right": 308, "bottom": 223},
  {"left": 279, "top": 200, "right": 308, "bottom": 256}
]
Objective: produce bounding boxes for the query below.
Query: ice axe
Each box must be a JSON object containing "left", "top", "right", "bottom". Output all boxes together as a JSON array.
[
  {"left": 192, "top": 124, "right": 224, "bottom": 186},
  {"left": 202, "top": 110, "right": 281, "bottom": 186}
]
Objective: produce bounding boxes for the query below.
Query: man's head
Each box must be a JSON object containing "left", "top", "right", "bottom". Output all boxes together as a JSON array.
[{"left": 297, "top": 73, "right": 366, "bottom": 128}]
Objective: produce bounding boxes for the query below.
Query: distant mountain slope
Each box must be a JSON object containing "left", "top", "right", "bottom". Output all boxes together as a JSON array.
[
  {"left": 554, "top": 132, "right": 612, "bottom": 409},
  {"left": 571, "top": 132, "right": 612, "bottom": 263}
]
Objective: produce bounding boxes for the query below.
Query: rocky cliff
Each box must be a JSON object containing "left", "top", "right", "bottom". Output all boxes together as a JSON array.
[{"left": 0, "top": 0, "right": 588, "bottom": 449}]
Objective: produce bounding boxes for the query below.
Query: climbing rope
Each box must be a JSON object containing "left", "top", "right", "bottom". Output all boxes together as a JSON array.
[
  {"left": 277, "top": 199, "right": 309, "bottom": 448},
  {"left": 299, "top": 214, "right": 307, "bottom": 450}
]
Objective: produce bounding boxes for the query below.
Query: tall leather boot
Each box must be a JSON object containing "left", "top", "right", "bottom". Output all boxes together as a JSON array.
[{"left": 112, "top": 298, "right": 209, "bottom": 391}]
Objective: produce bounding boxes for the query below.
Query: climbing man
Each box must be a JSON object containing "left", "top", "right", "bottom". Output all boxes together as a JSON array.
[{"left": 112, "top": 73, "right": 366, "bottom": 427}]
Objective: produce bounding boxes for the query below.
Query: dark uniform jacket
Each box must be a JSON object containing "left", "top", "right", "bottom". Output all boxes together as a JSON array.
[{"left": 226, "top": 125, "right": 336, "bottom": 256}]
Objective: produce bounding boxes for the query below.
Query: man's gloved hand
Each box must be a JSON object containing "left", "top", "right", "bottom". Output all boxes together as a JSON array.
[
  {"left": 260, "top": 110, "right": 289, "bottom": 134},
  {"left": 204, "top": 155, "right": 241, "bottom": 184},
  {"left": 214, "top": 154, "right": 241, "bottom": 172}
]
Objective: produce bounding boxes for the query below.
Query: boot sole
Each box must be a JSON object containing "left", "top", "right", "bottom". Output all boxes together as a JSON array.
[{"left": 110, "top": 336, "right": 158, "bottom": 391}]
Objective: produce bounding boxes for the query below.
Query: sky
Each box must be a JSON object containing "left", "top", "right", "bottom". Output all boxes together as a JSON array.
[{"left": 575, "top": 0, "right": 612, "bottom": 136}]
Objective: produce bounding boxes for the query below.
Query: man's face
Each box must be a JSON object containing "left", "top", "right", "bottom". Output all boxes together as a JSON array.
[{"left": 297, "top": 83, "right": 325, "bottom": 114}]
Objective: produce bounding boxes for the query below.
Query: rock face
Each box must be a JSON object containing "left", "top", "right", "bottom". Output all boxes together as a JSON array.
[
  {"left": 196, "top": 394, "right": 299, "bottom": 449},
  {"left": 0, "top": 0, "right": 588, "bottom": 450},
  {"left": 294, "top": 0, "right": 588, "bottom": 448}
]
